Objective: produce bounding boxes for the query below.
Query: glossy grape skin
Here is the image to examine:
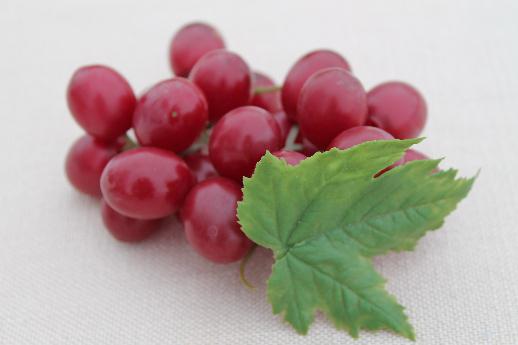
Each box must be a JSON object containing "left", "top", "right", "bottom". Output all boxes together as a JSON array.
[
  {"left": 327, "top": 126, "right": 394, "bottom": 150},
  {"left": 101, "top": 199, "right": 161, "bottom": 243},
  {"left": 169, "top": 23, "right": 225, "bottom": 77},
  {"left": 298, "top": 68, "right": 367, "bottom": 149},
  {"left": 133, "top": 78, "right": 208, "bottom": 153},
  {"left": 209, "top": 106, "right": 282, "bottom": 182},
  {"left": 272, "top": 111, "right": 292, "bottom": 146},
  {"left": 250, "top": 72, "right": 282, "bottom": 113},
  {"left": 401, "top": 149, "right": 439, "bottom": 172},
  {"left": 403, "top": 149, "right": 429, "bottom": 163},
  {"left": 327, "top": 126, "right": 400, "bottom": 176},
  {"left": 272, "top": 150, "right": 306, "bottom": 166},
  {"left": 294, "top": 129, "right": 319, "bottom": 156},
  {"left": 181, "top": 177, "right": 253, "bottom": 264},
  {"left": 189, "top": 50, "right": 252, "bottom": 122},
  {"left": 367, "top": 81, "right": 427, "bottom": 139},
  {"left": 67, "top": 65, "right": 136, "bottom": 141},
  {"left": 65, "top": 135, "right": 123, "bottom": 197},
  {"left": 100, "top": 147, "right": 195, "bottom": 219},
  {"left": 282, "top": 50, "right": 351, "bottom": 122},
  {"left": 183, "top": 149, "right": 218, "bottom": 183}
]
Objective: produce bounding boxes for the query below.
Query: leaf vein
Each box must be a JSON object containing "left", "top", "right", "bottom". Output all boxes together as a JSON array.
[{"left": 288, "top": 251, "right": 403, "bottom": 330}]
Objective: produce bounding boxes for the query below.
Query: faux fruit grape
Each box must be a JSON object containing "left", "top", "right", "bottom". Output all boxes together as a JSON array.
[
  {"left": 209, "top": 106, "right": 282, "bottom": 182},
  {"left": 367, "top": 81, "right": 427, "bottom": 139},
  {"left": 181, "top": 177, "right": 252, "bottom": 263},
  {"left": 272, "top": 111, "right": 292, "bottom": 146},
  {"left": 101, "top": 199, "right": 161, "bottom": 242},
  {"left": 402, "top": 149, "right": 439, "bottom": 172},
  {"left": 65, "top": 135, "right": 123, "bottom": 197},
  {"left": 298, "top": 68, "right": 367, "bottom": 149},
  {"left": 250, "top": 72, "right": 282, "bottom": 113},
  {"left": 327, "top": 126, "right": 401, "bottom": 175},
  {"left": 133, "top": 78, "right": 208, "bottom": 153},
  {"left": 295, "top": 129, "right": 319, "bottom": 156},
  {"left": 272, "top": 150, "right": 306, "bottom": 166},
  {"left": 190, "top": 50, "right": 252, "bottom": 122},
  {"left": 67, "top": 65, "right": 136, "bottom": 141},
  {"left": 100, "top": 147, "right": 195, "bottom": 219},
  {"left": 403, "top": 149, "right": 429, "bottom": 163},
  {"left": 184, "top": 149, "right": 218, "bottom": 183},
  {"left": 282, "top": 50, "right": 351, "bottom": 122},
  {"left": 169, "top": 22, "right": 225, "bottom": 77},
  {"left": 327, "top": 126, "right": 394, "bottom": 150}
]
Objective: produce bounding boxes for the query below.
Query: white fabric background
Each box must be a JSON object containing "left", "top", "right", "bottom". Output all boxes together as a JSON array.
[{"left": 1, "top": 0, "right": 517, "bottom": 344}]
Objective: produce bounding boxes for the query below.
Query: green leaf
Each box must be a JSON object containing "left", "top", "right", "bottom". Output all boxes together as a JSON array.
[{"left": 237, "top": 139, "right": 475, "bottom": 339}]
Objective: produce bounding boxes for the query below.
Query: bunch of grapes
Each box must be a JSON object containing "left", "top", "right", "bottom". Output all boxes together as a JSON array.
[{"left": 65, "top": 22, "right": 428, "bottom": 263}]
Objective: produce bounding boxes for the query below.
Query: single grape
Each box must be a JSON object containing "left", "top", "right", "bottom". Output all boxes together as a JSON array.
[
  {"left": 402, "top": 149, "right": 439, "bottom": 172},
  {"left": 272, "top": 111, "right": 292, "bottom": 146},
  {"left": 133, "top": 78, "right": 208, "bottom": 153},
  {"left": 282, "top": 50, "right": 351, "bottom": 122},
  {"left": 181, "top": 177, "right": 253, "bottom": 263},
  {"left": 100, "top": 147, "right": 195, "bottom": 219},
  {"left": 65, "top": 135, "right": 123, "bottom": 197},
  {"left": 327, "top": 126, "right": 394, "bottom": 150},
  {"left": 294, "top": 129, "right": 320, "bottom": 156},
  {"left": 250, "top": 72, "right": 282, "bottom": 113},
  {"left": 67, "top": 65, "right": 136, "bottom": 141},
  {"left": 403, "top": 149, "right": 429, "bottom": 163},
  {"left": 367, "top": 81, "right": 427, "bottom": 139},
  {"left": 189, "top": 50, "right": 252, "bottom": 122},
  {"left": 327, "top": 126, "right": 400, "bottom": 175},
  {"left": 101, "top": 199, "right": 161, "bottom": 243},
  {"left": 209, "top": 106, "right": 282, "bottom": 182},
  {"left": 169, "top": 22, "right": 225, "bottom": 77},
  {"left": 272, "top": 150, "right": 306, "bottom": 165},
  {"left": 298, "top": 68, "right": 367, "bottom": 149},
  {"left": 183, "top": 149, "right": 218, "bottom": 183}
]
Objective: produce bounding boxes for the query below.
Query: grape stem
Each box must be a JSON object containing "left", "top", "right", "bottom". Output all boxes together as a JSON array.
[
  {"left": 253, "top": 85, "right": 281, "bottom": 95},
  {"left": 122, "top": 134, "right": 138, "bottom": 151},
  {"left": 239, "top": 244, "right": 257, "bottom": 289},
  {"left": 181, "top": 127, "right": 211, "bottom": 156}
]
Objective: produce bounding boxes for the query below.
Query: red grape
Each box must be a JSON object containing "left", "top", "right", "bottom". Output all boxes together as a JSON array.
[
  {"left": 169, "top": 23, "right": 225, "bottom": 77},
  {"left": 181, "top": 177, "right": 252, "bottom": 263},
  {"left": 298, "top": 68, "right": 367, "bottom": 149},
  {"left": 184, "top": 149, "right": 218, "bottom": 183},
  {"left": 272, "top": 150, "right": 306, "bottom": 166},
  {"left": 250, "top": 72, "right": 282, "bottom": 113},
  {"left": 401, "top": 149, "right": 439, "bottom": 172},
  {"left": 209, "top": 106, "right": 282, "bottom": 182},
  {"left": 294, "top": 129, "right": 320, "bottom": 156},
  {"left": 282, "top": 50, "right": 351, "bottom": 122},
  {"left": 133, "top": 78, "right": 208, "bottom": 153},
  {"left": 272, "top": 111, "right": 292, "bottom": 146},
  {"left": 327, "top": 126, "right": 394, "bottom": 150},
  {"left": 367, "top": 81, "right": 427, "bottom": 139},
  {"left": 100, "top": 147, "right": 195, "bottom": 219},
  {"left": 101, "top": 199, "right": 161, "bottom": 242},
  {"left": 190, "top": 50, "right": 252, "bottom": 122},
  {"left": 67, "top": 65, "right": 136, "bottom": 141},
  {"left": 403, "top": 149, "right": 429, "bottom": 163},
  {"left": 65, "top": 135, "right": 123, "bottom": 197},
  {"left": 327, "top": 126, "right": 401, "bottom": 175}
]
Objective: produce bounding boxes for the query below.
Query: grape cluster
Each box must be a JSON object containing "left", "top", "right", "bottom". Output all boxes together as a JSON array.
[{"left": 65, "top": 22, "right": 429, "bottom": 263}]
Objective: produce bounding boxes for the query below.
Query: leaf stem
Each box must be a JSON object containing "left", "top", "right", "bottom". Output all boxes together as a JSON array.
[{"left": 239, "top": 244, "right": 257, "bottom": 289}]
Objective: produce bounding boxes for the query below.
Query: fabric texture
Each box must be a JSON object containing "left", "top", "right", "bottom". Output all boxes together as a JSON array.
[{"left": 1, "top": 0, "right": 517, "bottom": 344}]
